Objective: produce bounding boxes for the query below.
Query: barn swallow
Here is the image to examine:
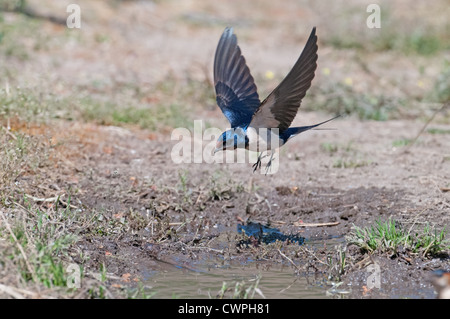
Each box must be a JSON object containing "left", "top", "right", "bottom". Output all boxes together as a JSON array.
[{"left": 213, "top": 27, "right": 339, "bottom": 173}]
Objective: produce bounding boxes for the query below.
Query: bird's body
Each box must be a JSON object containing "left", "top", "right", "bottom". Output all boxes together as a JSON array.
[{"left": 213, "top": 26, "right": 339, "bottom": 172}]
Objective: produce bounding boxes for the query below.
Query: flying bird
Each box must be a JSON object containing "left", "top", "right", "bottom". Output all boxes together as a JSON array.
[{"left": 213, "top": 27, "right": 339, "bottom": 173}]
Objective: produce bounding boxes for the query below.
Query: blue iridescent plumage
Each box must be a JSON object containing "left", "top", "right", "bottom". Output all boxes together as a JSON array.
[{"left": 213, "top": 27, "right": 339, "bottom": 173}]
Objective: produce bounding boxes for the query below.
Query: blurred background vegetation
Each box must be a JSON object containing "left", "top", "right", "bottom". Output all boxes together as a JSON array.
[{"left": 0, "top": 0, "right": 449, "bottom": 130}]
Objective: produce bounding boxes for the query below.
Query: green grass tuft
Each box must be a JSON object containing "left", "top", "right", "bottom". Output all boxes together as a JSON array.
[{"left": 347, "top": 218, "right": 449, "bottom": 257}]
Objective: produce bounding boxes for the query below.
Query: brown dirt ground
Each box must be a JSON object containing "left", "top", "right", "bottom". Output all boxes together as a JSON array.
[{"left": 20, "top": 111, "right": 449, "bottom": 298}]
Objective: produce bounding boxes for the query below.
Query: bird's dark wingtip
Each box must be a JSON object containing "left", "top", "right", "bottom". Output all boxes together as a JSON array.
[{"left": 223, "top": 26, "right": 234, "bottom": 37}]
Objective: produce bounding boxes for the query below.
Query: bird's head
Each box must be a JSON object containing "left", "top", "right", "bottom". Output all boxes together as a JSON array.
[{"left": 214, "top": 128, "right": 247, "bottom": 153}]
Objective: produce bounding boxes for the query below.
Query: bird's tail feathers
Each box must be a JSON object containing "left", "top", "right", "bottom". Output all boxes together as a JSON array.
[
  {"left": 285, "top": 115, "right": 341, "bottom": 139},
  {"left": 311, "top": 128, "right": 337, "bottom": 130}
]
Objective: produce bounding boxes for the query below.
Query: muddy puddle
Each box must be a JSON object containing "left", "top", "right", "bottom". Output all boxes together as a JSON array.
[
  {"left": 144, "top": 262, "right": 328, "bottom": 299},
  {"left": 141, "top": 230, "right": 346, "bottom": 299},
  {"left": 141, "top": 233, "right": 440, "bottom": 299}
]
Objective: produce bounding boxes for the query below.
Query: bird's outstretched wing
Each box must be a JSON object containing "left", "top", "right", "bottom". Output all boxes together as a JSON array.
[
  {"left": 249, "top": 27, "right": 318, "bottom": 133},
  {"left": 214, "top": 27, "right": 261, "bottom": 128}
]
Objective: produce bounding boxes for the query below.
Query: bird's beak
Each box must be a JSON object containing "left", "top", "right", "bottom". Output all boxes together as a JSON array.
[{"left": 214, "top": 141, "right": 222, "bottom": 154}]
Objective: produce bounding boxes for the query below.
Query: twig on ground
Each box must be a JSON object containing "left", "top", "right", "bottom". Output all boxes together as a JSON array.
[
  {"left": 1, "top": 3, "right": 67, "bottom": 25},
  {"left": 294, "top": 221, "right": 340, "bottom": 227},
  {"left": 0, "top": 284, "right": 25, "bottom": 299}
]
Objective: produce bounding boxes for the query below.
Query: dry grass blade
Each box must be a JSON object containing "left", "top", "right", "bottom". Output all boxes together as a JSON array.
[
  {"left": 1, "top": 126, "right": 17, "bottom": 140},
  {"left": 0, "top": 210, "right": 38, "bottom": 284},
  {"left": 278, "top": 249, "right": 300, "bottom": 273},
  {"left": 405, "top": 102, "right": 450, "bottom": 151}
]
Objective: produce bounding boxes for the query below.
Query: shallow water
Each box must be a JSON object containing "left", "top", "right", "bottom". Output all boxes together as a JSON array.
[
  {"left": 143, "top": 260, "right": 330, "bottom": 299},
  {"left": 142, "top": 229, "right": 345, "bottom": 299},
  {"left": 141, "top": 224, "right": 441, "bottom": 299}
]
